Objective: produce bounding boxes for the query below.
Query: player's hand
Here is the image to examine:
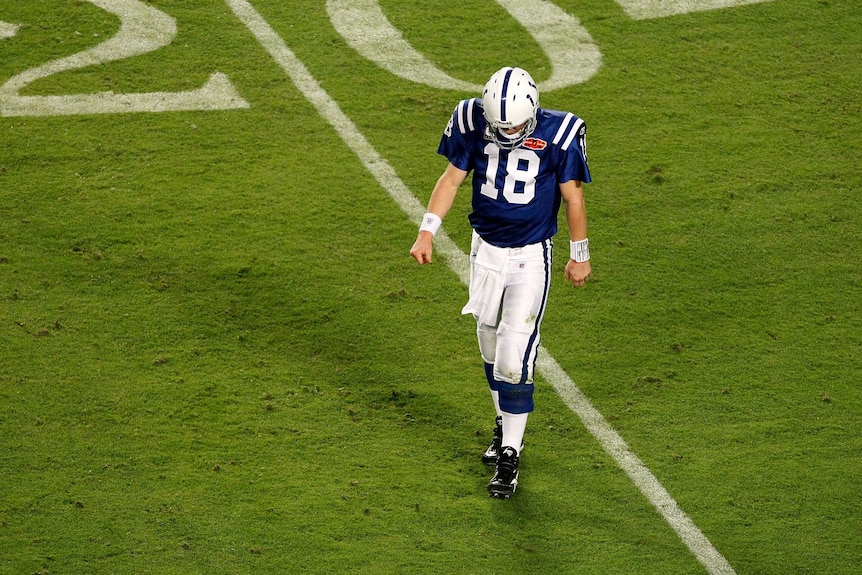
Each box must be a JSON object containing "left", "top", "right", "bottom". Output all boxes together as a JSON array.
[
  {"left": 565, "top": 259, "right": 592, "bottom": 287},
  {"left": 410, "top": 232, "right": 434, "bottom": 264}
]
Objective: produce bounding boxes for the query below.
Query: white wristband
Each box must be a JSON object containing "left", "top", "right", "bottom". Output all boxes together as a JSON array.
[
  {"left": 570, "top": 238, "right": 590, "bottom": 262},
  {"left": 419, "top": 213, "right": 442, "bottom": 236}
]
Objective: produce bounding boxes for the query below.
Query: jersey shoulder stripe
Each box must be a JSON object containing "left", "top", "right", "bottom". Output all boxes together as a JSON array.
[
  {"left": 550, "top": 112, "right": 585, "bottom": 151},
  {"left": 551, "top": 113, "right": 575, "bottom": 145},
  {"left": 561, "top": 118, "right": 585, "bottom": 152},
  {"left": 454, "top": 98, "right": 482, "bottom": 134}
]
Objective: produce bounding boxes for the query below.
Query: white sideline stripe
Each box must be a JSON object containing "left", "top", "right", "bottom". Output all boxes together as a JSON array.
[{"left": 224, "top": 2, "right": 736, "bottom": 573}]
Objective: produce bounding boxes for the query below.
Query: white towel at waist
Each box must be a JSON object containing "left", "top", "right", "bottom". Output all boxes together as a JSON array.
[{"left": 461, "top": 233, "right": 509, "bottom": 326}]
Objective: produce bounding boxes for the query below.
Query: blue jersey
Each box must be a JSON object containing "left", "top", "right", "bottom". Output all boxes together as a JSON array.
[{"left": 438, "top": 98, "right": 591, "bottom": 248}]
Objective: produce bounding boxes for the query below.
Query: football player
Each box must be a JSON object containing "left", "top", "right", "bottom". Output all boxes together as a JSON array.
[{"left": 410, "top": 67, "right": 592, "bottom": 498}]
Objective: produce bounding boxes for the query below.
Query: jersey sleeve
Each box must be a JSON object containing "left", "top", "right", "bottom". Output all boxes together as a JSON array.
[
  {"left": 437, "top": 98, "right": 482, "bottom": 172},
  {"left": 553, "top": 115, "right": 592, "bottom": 184}
]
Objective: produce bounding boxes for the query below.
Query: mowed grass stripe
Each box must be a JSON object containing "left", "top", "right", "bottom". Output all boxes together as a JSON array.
[{"left": 224, "top": 1, "right": 735, "bottom": 573}]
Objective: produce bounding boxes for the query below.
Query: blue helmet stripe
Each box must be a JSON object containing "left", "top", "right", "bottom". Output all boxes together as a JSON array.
[{"left": 499, "top": 68, "right": 513, "bottom": 122}]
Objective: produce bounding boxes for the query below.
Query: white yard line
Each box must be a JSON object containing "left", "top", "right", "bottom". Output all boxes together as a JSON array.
[
  {"left": 538, "top": 354, "right": 737, "bottom": 574},
  {"left": 224, "top": 2, "right": 736, "bottom": 573},
  {"left": 0, "top": 21, "right": 19, "bottom": 39}
]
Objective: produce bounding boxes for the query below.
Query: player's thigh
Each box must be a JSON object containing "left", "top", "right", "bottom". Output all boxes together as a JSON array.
[
  {"left": 495, "top": 281, "right": 547, "bottom": 381},
  {"left": 500, "top": 259, "right": 548, "bottom": 331}
]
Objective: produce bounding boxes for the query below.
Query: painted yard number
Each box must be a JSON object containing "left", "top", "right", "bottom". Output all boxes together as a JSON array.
[{"left": 0, "top": 0, "right": 772, "bottom": 117}]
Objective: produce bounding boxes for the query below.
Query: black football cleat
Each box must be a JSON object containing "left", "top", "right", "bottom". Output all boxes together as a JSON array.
[
  {"left": 488, "top": 446, "right": 519, "bottom": 499},
  {"left": 482, "top": 416, "right": 503, "bottom": 466}
]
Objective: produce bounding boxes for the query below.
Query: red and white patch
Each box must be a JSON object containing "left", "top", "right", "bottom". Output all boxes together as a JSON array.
[{"left": 523, "top": 137, "right": 547, "bottom": 150}]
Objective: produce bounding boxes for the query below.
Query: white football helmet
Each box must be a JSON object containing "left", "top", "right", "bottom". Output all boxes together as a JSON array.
[{"left": 482, "top": 67, "right": 539, "bottom": 150}]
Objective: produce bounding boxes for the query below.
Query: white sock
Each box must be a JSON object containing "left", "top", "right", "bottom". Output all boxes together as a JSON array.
[
  {"left": 490, "top": 390, "right": 503, "bottom": 418},
  {"left": 501, "top": 412, "right": 528, "bottom": 454}
]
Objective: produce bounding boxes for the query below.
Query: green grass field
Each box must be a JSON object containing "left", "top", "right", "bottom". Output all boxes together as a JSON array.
[{"left": 1, "top": 1, "right": 860, "bottom": 573}]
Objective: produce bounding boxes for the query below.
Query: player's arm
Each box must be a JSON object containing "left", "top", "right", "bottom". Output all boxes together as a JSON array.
[
  {"left": 409, "top": 162, "right": 468, "bottom": 264},
  {"left": 560, "top": 179, "right": 592, "bottom": 287}
]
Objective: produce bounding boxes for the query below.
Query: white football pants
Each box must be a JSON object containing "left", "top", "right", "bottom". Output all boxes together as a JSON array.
[{"left": 465, "top": 232, "right": 552, "bottom": 413}]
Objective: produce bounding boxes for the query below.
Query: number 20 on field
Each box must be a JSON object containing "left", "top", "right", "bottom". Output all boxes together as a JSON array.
[{"left": 0, "top": 0, "right": 771, "bottom": 117}]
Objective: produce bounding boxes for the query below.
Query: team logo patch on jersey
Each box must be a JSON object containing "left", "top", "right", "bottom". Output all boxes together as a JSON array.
[{"left": 523, "top": 137, "right": 547, "bottom": 150}]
